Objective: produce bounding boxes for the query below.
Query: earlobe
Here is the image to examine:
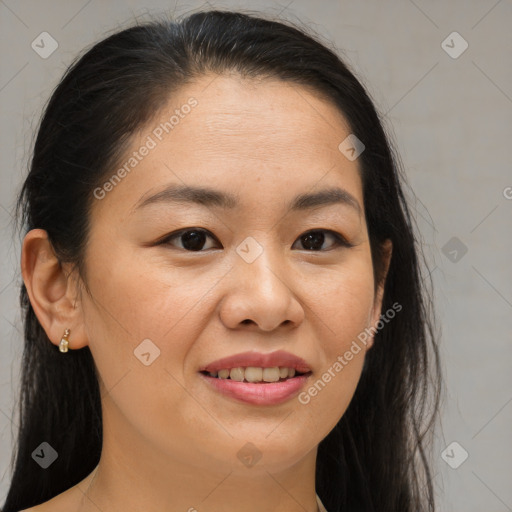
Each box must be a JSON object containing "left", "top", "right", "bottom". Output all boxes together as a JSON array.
[{"left": 21, "top": 229, "right": 88, "bottom": 350}]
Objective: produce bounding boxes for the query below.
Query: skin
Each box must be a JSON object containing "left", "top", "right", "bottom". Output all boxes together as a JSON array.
[{"left": 21, "top": 73, "right": 392, "bottom": 512}]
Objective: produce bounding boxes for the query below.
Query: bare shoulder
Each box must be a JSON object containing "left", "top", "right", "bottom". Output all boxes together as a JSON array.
[
  {"left": 17, "top": 486, "right": 82, "bottom": 512},
  {"left": 18, "top": 497, "right": 66, "bottom": 512},
  {"left": 18, "top": 503, "right": 50, "bottom": 512},
  {"left": 19, "top": 504, "right": 52, "bottom": 512},
  {"left": 17, "top": 468, "right": 97, "bottom": 512}
]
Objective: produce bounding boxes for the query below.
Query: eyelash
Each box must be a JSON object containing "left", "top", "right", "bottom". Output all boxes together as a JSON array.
[{"left": 157, "top": 228, "right": 355, "bottom": 252}]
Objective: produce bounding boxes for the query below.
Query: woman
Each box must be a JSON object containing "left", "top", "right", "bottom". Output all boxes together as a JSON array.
[{"left": 2, "top": 9, "right": 441, "bottom": 512}]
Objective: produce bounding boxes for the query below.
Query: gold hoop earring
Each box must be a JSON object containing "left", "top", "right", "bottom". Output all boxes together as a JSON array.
[{"left": 59, "top": 329, "right": 70, "bottom": 353}]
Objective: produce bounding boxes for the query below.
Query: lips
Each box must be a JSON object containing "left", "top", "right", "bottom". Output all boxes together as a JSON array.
[
  {"left": 198, "top": 350, "right": 312, "bottom": 374},
  {"left": 198, "top": 350, "right": 312, "bottom": 405}
]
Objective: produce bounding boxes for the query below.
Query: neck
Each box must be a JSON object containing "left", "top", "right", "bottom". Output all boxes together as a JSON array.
[{"left": 74, "top": 400, "right": 320, "bottom": 512}]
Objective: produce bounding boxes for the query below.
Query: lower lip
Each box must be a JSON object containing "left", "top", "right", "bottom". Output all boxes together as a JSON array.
[{"left": 199, "top": 373, "right": 310, "bottom": 405}]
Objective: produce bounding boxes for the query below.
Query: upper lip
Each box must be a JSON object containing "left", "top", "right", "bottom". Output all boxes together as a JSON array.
[{"left": 199, "top": 350, "right": 312, "bottom": 374}]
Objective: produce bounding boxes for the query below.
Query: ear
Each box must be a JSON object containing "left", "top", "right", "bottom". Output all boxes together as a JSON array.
[
  {"left": 21, "top": 229, "right": 88, "bottom": 350},
  {"left": 366, "top": 238, "right": 393, "bottom": 350}
]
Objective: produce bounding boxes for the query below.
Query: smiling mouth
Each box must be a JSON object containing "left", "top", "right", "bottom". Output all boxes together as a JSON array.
[{"left": 200, "top": 367, "right": 311, "bottom": 383}]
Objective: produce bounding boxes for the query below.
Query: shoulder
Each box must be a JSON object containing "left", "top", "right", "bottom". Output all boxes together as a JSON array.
[
  {"left": 17, "top": 487, "right": 81, "bottom": 512},
  {"left": 316, "top": 493, "right": 329, "bottom": 512},
  {"left": 16, "top": 468, "right": 96, "bottom": 512},
  {"left": 19, "top": 500, "right": 71, "bottom": 512},
  {"left": 19, "top": 500, "right": 61, "bottom": 512}
]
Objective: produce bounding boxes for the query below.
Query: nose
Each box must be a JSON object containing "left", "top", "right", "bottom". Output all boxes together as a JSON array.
[{"left": 218, "top": 238, "right": 305, "bottom": 332}]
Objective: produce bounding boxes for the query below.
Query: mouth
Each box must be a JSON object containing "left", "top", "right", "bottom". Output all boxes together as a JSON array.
[
  {"left": 199, "top": 366, "right": 311, "bottom": 383},
  {"left": 198, "top": 365, "right": 312, "bottom": 406},
  {"left": 198, "top": 350, "right": 313, "bottom": 405}
]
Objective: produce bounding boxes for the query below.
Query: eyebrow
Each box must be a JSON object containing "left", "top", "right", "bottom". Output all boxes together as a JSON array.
[{"left": 133, "top": 184, "right": 361, "bottom": 216}]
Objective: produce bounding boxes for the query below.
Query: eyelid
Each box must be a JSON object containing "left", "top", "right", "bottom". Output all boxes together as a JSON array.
[
  {"left": 318, "top": 230, "right": 355, "bottom": 248},
  {"left": 156, "top": 228, "right": 220, "bottom": 247}
]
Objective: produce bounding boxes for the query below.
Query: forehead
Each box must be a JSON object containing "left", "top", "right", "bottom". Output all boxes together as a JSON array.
[
  {"left": 172, "top": 73, "right": 353, "bottom": 159},
  {"left": 92, "top": 73, "right": 364, "bottom": 220}
]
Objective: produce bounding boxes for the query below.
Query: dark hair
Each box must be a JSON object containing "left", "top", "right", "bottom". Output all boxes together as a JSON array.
[{"left": 3, "top": 9, "right": 442, "bottom": 512}]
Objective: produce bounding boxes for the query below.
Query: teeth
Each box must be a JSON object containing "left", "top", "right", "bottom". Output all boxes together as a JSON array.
[
  {"left": 229, "top": 367, "right": 245, "bottom": 382},
  {"left": 262, "top": 367, "right": 280, "bottom": 382},
  {"left": 208, "top": 366, "right": 302, "bottom": 382},
  {"left": 218, "top": 369, "right": 230, "bottom": 379},
  {"left": 245, "top": 367, "right": 263, "bottom": 382}
]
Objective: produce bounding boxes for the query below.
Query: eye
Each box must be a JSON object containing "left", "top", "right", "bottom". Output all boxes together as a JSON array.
[
  {"left": 159, "top": 228, "right": 220, "bottom": 252},
  {"left": 159, "top": 228, "right": 353, "bottom": 252},
  {"left": 292, "top": 229, "right": 354, "bottom": 251}
]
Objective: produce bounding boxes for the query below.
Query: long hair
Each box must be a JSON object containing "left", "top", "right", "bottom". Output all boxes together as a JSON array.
[{"left": 3, "top": 9, "right": 442, "bottom": 512}]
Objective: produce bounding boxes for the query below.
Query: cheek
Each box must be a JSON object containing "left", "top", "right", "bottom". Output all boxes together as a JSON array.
[
  {"left": 81, "top": 249, "right": 229, "bottom": 467},
  {"left": 297, "top": 254, "right": 375, "bottom": 422},
  {"left": 83, "top": 240, "right": 213, "bottom": 344},
  {"left": 313, "top": 253, "right": 376, "bottom": 349},
  {"left": 81, "top": 241, "right": 227, "bottom": 413}
]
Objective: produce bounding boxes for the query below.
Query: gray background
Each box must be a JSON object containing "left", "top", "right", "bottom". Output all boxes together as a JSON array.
[{"left": 1, "top": 0, "right": 511, "bottom": 510}]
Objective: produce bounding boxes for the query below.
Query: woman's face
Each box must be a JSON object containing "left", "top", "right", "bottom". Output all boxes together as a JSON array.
[{"left": 76, "top": 74, "right": 391, "bottom": 475}]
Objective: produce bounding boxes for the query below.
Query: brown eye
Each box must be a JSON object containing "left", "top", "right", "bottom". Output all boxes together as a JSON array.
[
  {"left": 161, "top": 228, "right": 219, "bottom": 251},
  {"left": 159, "top": 228, "right": 353, "bottom": 253},
  {"left": 293, "top": 230, "right": 354, "bottom": 251}
]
